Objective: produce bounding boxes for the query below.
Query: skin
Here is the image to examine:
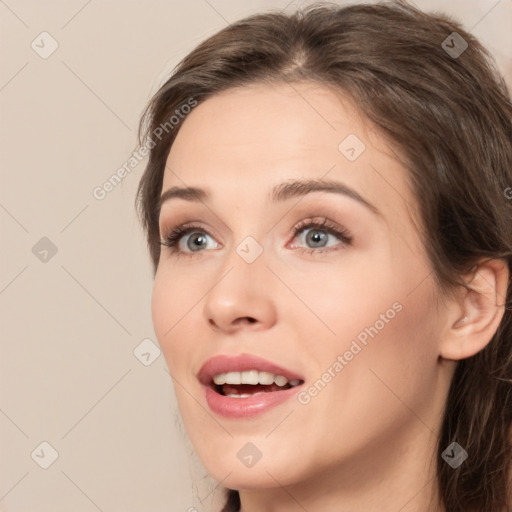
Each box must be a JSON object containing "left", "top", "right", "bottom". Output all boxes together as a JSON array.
[{"left": 151, "top": 82, "right": 509, "bottom": 512}]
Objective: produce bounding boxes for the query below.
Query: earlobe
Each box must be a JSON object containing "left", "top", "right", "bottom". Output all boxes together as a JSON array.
[{"left": 440, "top": 258, "right": 509, "bottom": 361}]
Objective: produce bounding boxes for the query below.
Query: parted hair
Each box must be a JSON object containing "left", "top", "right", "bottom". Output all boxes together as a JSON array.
[{"left": 136, "top": 1, "right": 512, "bottom": 511}]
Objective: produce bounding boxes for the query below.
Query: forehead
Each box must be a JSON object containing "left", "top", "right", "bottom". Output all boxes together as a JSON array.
[
  {"left": 167, "top": 82, "right": 369, "bottom": 172},
  {"left": 161, "top": 82, "right": 417, "bottom": 229}
]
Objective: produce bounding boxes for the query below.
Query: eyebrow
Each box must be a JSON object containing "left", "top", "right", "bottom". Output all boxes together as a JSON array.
[{"left": 158, "top": 178, "right": 381, "bottom": 216}]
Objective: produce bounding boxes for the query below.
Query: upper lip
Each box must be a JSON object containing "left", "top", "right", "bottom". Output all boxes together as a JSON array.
[{"left": 197, "top": 353, "right": 305, "bottom": 386}]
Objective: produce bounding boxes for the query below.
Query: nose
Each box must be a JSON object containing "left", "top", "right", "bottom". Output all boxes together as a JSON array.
[{"left": 202, "top": 249, "right": 278, "bottom": 334}]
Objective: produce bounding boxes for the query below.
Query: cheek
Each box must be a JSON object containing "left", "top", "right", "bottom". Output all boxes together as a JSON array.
[
  {"left": 279, "top": 249, "right": 397, "bottom": 352},
  {"left": 151, "top": 271, "right": 193, "bottom": 375},
  {"left": 293, "top": 246, "right": 439, "bottom": 417},
  {"left": 288, "top": 290, "right": 440, "bottom": 473},
  {"left": 352, "top": 295, "right": 438, "bottom": 389},
  {"left": 318, "top": 278, "right": 439, "bottom": 429}
]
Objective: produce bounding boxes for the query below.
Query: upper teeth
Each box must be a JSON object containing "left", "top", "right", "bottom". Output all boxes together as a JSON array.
[{"left": 213, "top": 370, "right": 300, "bottom": 387}]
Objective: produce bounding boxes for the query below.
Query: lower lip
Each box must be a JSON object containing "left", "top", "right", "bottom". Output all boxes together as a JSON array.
[{"left": 203, "top": 384, "right": 301, "bottom": 418}]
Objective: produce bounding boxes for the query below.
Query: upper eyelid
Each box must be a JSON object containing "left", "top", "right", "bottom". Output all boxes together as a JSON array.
[
  {"left": 158, "top": 211, "right": 348, "bottom": 233},
  {"left": 160, "top": 218, "right": 343, "bottom": 236},
  {"left": 157, "top": 199, "right": 358, "bottom": 235}
]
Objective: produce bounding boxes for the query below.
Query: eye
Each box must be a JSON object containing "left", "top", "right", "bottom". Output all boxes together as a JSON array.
[
  {"left": 288, "top": 217, "right": 352, "bottom": 255},
  {"left": 159, "top": 217, "right": 353, "bottom": 258},
  {"left": 160, "top": 223, "right": 219, "bottom": 258}
]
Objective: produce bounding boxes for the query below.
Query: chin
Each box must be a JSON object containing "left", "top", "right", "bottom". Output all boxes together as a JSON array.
[
  {"left": 207, "top": 465, "right": 294, "bottom": 491},
  {"left": 194, "top": 441, "right": 309, "bottom": 490}
]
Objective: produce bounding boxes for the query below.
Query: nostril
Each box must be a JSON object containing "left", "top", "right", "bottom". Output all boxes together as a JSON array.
[{"left": 233, "top": 317, "right": 257, "bottom": 325}]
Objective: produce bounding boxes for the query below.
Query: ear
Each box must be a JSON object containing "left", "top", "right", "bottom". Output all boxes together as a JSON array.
[{"left": 439, "top": 258, "right": 509, "bottom": 361}]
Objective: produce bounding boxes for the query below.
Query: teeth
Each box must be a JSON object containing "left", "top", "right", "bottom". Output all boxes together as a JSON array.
[
  {"left": 241, "top": 370, "right": 259, "bottom": 385},
  {"left": 213, "top": 374, "right": 225, "bottom": 385},
  {"left": 224, "top": 371, "right": 241, "bottom": 385},
  {"left": 274, "top": 375, "right": 288, "bottom": 386},
  {"left": 258, "top": 372, "right": 274, "bottom": 385},
  {"left": 212, "top": 370, "right": 301, "bottom": 387}
]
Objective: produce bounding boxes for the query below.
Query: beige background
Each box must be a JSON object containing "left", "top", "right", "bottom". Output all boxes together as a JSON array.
[{"left": 1, "top": 1, "right": 511, "bottom": 511}]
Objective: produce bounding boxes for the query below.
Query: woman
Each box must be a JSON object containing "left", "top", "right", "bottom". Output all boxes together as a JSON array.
[{"left": 135, "top": 1, "right": 512, "bottom": 510}]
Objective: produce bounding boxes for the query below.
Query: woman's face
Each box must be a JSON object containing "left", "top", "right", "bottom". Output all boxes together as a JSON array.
[{"left": 152, "top": 82, "right": 451, "bottom": 493}]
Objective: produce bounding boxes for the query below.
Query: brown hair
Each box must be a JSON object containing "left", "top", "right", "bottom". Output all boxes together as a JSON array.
[{"left": 135, "top": 1, "right": 512, "bottom": 511}]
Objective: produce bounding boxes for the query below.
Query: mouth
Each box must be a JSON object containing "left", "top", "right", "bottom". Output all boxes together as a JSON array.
[
  {"left": 210, "top": 370, "right": 304, "bottom": 398},
  {"left": 197, "top": 354, "right": 306, "bottom": 416}
]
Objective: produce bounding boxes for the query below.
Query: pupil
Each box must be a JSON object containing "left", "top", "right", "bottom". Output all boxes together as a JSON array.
[
  {"left": 188, "top": 233, "right": 206, "bottom": 251},
  {"left": 308, "top": 230, "right": 327, "bottom": 247}
]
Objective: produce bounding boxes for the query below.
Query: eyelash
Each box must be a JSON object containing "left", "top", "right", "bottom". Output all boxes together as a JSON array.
[{"left": 159, "top": 217, "right": 353, "bottom": 258}]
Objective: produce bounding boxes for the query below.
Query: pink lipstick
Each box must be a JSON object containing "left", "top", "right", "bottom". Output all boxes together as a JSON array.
[{"left": 197, "top": 353, "right": 305, "bottom": 418}]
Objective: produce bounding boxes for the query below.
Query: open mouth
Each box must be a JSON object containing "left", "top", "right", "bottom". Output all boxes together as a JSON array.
[{"left": 209, "top": 371, "right": 304, "bottom": 398}]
